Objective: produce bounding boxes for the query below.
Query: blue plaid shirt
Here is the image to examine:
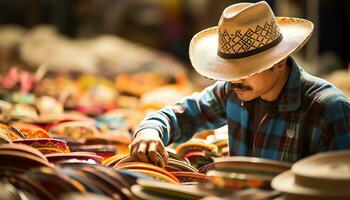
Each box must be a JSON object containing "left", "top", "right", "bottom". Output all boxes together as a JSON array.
[{"left": 136, "top": 57, "right": 350, "bottom": 162}]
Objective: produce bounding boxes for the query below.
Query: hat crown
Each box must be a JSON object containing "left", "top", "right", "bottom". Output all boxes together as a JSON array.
[{"left": 218, "top": 1, "right": 283, "bottom": 59}]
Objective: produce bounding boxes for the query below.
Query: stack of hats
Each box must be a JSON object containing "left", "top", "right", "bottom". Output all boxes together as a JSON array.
[
  {"left": 0, "top": 180, "right": 38, "bottom": 200},
  {"left": 12, "top": 124, "right": 51, "bottom": 138},
  {"left": 175, "top": 139, "right": 218, "bottom": 169},
  {"left": 0, "top": 144, "right": 52, "bottom": 177},
  {"left": 173, "top": 127, "right": 230, "bottom": 169},
  {"left": 272, "top": 150, "right": 350, "bottom": 200},
  {"left": 45, "top": 152, "right": 104, "bottom": 166},
  {"left": 105, "top": 152, "right": 198, "bottom": 173},
  {"left": 114, "top": 162, "right": 180, "bottom": 184},
  {"left": 205, "top": 126, "right": 229, "bottom": 156},
  {"left": 109, "top": 152, "right": 207, "bottom": 184},
  {"left": 201, "top": 156, "right": 291, "bottom": 190},
  {"left": 0, "top": 123, "right": 26, "bottom": 143},
  {"left": 131, "top": 179, "right": 212, "bottom": 200},
  {"left": 9, "top": 165, "right": 148, "bottom": 200}
]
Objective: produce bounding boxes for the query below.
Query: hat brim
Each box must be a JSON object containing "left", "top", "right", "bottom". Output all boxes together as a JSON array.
[
  {"left": 189, "top": 17, "right": 314, "bottom": 81},
  {"left": 271, "top": 170, "right": 350, "bottom": 198}
]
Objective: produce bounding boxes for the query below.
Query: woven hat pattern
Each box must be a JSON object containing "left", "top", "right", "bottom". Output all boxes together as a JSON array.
[{"left": 218, "top": 19, "right": 282, "bottom": 58}]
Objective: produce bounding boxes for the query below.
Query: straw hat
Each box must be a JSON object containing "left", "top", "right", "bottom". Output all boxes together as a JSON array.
[
  {"left": 189, "top": 1, "right": 314, "bottom": 81},
  {"left": 271, "top": 150, "right": 350, "bottom": 199}
]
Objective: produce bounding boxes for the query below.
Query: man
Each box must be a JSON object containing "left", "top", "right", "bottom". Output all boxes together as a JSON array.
[{"left": 130, "top": 1, "right": 350, "bottom": 164}]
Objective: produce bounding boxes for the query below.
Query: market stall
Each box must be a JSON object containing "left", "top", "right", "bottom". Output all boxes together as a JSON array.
[{"left": 0, "top": 0, "right": 349, "bottom": 198}]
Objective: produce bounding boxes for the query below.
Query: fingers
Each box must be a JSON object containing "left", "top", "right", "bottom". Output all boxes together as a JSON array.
[
  {"left": 157, "top": 143, "right": 169, "bottom": 164},
  {"left": 129, "top": 141, "right": 168, "bottom": 166},
  {"left": 148, "top": 142, "right": 167, "bottom": 168},
  {"left": 129, "top": 129, "right": 168, "bottom": 167},
  {"left": 130, "top": 143, "right": 139, "bottom": 160},
  {"left": 129, "top": 142, "right": 136, "bottom": 158},
  {"left": 137, "top": 142, "right": 150, "bottom": 163},
  {"left": 147, "top": 142, "right": 158, "bottom": 164}
]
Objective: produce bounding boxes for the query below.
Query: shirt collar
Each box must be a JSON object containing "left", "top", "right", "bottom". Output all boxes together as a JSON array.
[{"left": 276, "top": 56, "right": 302, "bottom": 112}]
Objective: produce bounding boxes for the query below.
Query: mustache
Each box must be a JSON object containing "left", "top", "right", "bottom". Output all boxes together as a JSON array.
[{"left": 231, "top": 83, "right": 252, "bottom": 90}]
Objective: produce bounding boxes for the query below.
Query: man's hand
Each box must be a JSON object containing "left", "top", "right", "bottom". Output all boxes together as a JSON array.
[{"left": 130, "top": 129, "right": 169, "bottom": 166}]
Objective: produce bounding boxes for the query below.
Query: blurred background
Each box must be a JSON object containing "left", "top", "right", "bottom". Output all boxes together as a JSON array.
[
  {"left": 0, "top": 0, "right": 349, "bottom": 91},
  {"left": 1, "top": 0, "right": 349, "bottom": 70}
]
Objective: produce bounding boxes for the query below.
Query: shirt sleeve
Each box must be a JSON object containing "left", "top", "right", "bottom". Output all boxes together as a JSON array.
[
  {"left": 327, "top": 100, "right": 350, "bottom": 150},
  {"left": 314, "top": 98, "right": 350, "bottom": 152},
  {"left": 135, "top": 81, "right": 229, "bottom": 145}
]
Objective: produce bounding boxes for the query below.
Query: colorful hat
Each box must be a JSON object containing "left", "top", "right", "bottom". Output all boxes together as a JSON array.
[
  {"left": 13, "top": 138, "right": 70, "bottom": 154},
  {"left": 0, "top": 125, "right": 26, "bottom": 141},
  {"left": 114, "top": 162, "right": 180, "bottom": 184},
  {"left": 175, "top": 140, "right": 218, "bottom": 158},
  {"left": 48, "top": 120, "right": 100, "bottom": 142}
]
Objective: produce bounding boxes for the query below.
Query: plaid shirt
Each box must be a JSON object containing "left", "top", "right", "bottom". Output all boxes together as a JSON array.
[{"left": 136, "top": 57, "right": 350, "bottom": 162}]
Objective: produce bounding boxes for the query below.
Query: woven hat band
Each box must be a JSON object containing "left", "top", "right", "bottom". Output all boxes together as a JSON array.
[{"left": 217, "top": 18, "right": 283, "bottom": 59}]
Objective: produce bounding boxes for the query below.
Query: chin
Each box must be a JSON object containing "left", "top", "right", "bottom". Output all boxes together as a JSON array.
[
  {"left": 234, "top": 90, "right": 258, "bottom": 101},
  {"left": 236, "top": 94, "right": 255, "bottom": 101}
]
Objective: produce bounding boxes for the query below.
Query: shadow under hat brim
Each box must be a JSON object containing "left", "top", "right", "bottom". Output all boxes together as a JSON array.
[{"left": 189, "top": 17, "right": 314, "bottom": 81}]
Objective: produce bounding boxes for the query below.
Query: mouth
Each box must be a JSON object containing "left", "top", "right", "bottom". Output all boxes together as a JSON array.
[{"left": 234, "top": 88, "right": 248, "bottom": 94}]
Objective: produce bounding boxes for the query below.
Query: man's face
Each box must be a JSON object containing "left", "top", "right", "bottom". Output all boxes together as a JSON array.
[{"left": 230, "top": 63, "right": 284, "bottom": 101}]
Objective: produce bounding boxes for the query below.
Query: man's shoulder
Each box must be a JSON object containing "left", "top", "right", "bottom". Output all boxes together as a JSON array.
[{"left": 300, "top": 70, "right": 350, "bottom": 111}]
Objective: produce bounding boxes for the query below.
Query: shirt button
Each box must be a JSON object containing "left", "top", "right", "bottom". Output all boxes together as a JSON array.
[{"left": 286, "top": 129, "right": 295, "bottom": 138}]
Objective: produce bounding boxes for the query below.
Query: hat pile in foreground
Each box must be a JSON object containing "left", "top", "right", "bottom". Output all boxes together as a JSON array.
[{"left": 272, "top": 150, "right": 350, "bottom": 200}]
